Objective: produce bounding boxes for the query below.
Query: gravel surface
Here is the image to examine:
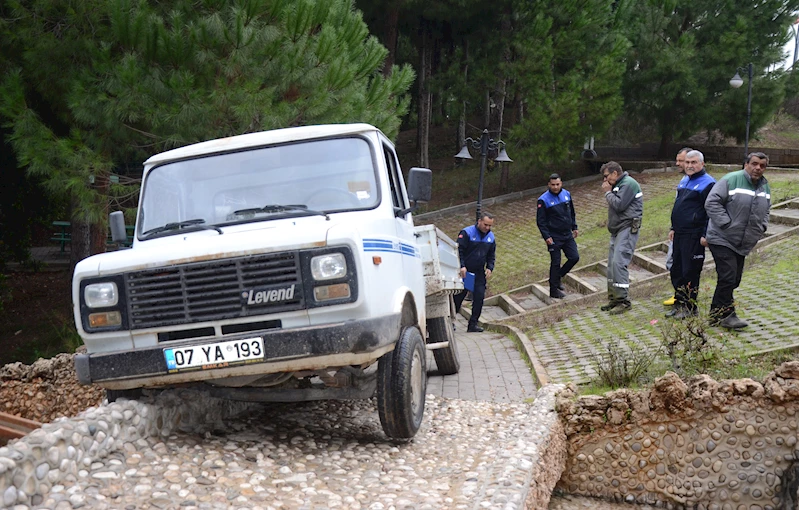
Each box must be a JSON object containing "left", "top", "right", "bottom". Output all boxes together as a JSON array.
[{"left": 2, "top": 385, "right": 565, "bottom": 510}]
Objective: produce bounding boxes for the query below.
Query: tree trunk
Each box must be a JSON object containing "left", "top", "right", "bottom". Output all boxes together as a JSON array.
[
  {"left": 70, "top": 217, "right": 91, "bottom": 269},
  {"left": 91, "top": 173, "right": 111, "bottom": 255},
  {"left": 658, "top": 131, "right": 673, "bottom": 159},
  {"left": 483, "top": 89, "right": 491, "bottom": 130},
  {"left": 416, "top": 19, "right": 431, "bottom": 168},
  {"left": 457, "top": 42, "right": 469, "bottom": 152},
  {"left": 382, "top": 2, "right": 400, "bottom": 76}
]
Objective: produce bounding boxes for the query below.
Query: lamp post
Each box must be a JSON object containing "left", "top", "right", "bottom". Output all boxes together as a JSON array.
[
  {"left": 729, "top": 62, "right": 753, "bottom": 161},
  {"left": 454, "top": 129, "right": 513, "bottom": 223}
]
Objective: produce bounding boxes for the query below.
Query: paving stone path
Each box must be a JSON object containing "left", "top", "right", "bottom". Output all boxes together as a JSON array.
[
  {"left": 521, "top": 235, "right": 799, "bottom": 385},
  {"left": 426, "top": 315, "right": 537, "bottom": 403}
]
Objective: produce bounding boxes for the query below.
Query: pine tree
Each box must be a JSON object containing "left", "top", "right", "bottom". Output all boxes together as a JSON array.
[{"left": 0, "top": 0, "right": 414, "bottom": 263}]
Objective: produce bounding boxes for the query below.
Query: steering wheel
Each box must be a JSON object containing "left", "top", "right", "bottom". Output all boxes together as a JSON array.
[{"left": 304, "top": 187, "right": 361, "bottom": 209}]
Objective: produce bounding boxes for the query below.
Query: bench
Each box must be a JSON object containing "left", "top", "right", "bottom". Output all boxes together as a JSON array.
[
  {"left": 51, "top": 221, "right": 135, "bottom": 251},
  {"left": 51, "top": 221, "right": 71, "bottom": 253}
]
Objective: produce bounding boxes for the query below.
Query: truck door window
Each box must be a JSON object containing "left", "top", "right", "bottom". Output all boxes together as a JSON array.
[{"left": 384, "top": 145, "right": 407, "bottom": 212}]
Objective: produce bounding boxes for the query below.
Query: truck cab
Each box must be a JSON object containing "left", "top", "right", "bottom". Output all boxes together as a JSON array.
[{"left": 72, "top": 124, "right": 461, "bottom": 439}]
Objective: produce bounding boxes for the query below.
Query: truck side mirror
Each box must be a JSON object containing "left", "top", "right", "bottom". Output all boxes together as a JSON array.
[
  {"left": 109, "top": 211, "right": 128, "bottom": 243},
  {"left": 407, "top": 167, "right": 432, "bottom": 203}
]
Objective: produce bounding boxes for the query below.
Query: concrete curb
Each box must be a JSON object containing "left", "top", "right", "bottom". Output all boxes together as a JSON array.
[{"left": 487, "top": 322, "right": 550, "bottom": 388}]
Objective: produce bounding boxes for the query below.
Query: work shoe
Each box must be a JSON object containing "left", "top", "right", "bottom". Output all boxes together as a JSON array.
[
  {"left": 609, "top": 301, "right": 632, "bottom": 315},
  {"left": 550, "top": 288, "right": 566, "bottom": 299},
  {"left": 673, "top": 308, "right": 698, "bottom": 320},
  {"left": 467, "top": 325, "right": 484, "bottom": 333},
  {"left": 665, "top": 308, "right": 679, "bottom": 318},
  {"left": 600, "top": 301, "right": 619, "bottom": 312},
  {"left": 719, "top": 313, "right": 748, "bottom": 329},
  {"left": 663, "top": 295, "right": 676, "bottom": 306}
]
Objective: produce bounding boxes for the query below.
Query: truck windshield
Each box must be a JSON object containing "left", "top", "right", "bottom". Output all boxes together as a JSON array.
[{"left": 138, "top": 137, "right": 379, "bottom": 236}]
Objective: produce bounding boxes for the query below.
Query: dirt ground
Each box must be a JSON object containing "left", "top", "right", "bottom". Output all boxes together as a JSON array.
[{"left": 0, "top": 269, "right": 74, "bottom": 366}]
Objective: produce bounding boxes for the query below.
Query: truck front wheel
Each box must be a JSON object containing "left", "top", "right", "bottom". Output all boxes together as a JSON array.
[
  {"left": 427, "top": 315, "right": 460, "bottom": 375},
  {"left": 105, "top": 388, "right": 143, "bottom": 404},
  {"left": 377, "top": 326, "right": 427, "bottom": 440}
]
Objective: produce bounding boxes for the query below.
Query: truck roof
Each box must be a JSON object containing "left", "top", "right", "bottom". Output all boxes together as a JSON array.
[{"left": 144, "top": 123, "right": 384, "bottom": 166}]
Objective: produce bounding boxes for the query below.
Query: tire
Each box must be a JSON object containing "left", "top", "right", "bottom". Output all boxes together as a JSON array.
[
  {"left": 106, "top": 388, "right": 142, "bottom": 403},
  {"left": 427, "top": 315, "right": 460, "bottom": 375},
  {"left": 377, "top": 326, "right": 427, "bottom": 440}
]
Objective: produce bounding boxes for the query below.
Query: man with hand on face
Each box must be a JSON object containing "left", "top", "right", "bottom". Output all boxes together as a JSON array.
[
  {"left": 600, "top": 161, "right": 643, "bottom": 314},
  {"left": 666, "top": 150, "right": 715, "bottom": 319},
  {"left": 536, "top": 173, "right": 580, "bottom": 299},
  {"left": 705, "top": 152, "right": 771, "bottom": 329},
  {"left": 454, "top": 212, "right": 496, "bottom": 332}
]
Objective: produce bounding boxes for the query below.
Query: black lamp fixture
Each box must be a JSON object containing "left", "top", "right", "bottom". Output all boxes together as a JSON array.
[{"left": 454, "top": 129, "right": 513, "bottom": 223}]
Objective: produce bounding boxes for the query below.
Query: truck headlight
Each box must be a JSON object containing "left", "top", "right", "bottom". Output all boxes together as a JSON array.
[
  {"left": 310, "top": 253, "right": 347, "bottom": 281},
  {"left": 84, "top": 282, "right": 119, "bottom": 308}
]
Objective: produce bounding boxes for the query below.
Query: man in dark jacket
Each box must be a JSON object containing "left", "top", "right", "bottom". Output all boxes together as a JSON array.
[
  {"left": 454, "top": 212, "right": 496, "bottom": 332},
  {"left": 600, "top": 161, "right": 643, "bottom": 314},
  {"left": 666, "top": 150, "right": 716, "bottom": 319},
  {"left": 705, "top": 152, "right": 770, "bottom": 329},
  {"left": 537, "top": 173, "right": 580, "bottom": 299}
]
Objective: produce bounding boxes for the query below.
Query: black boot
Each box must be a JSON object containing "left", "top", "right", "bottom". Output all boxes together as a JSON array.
[{"left": 608, "top": 300, "right": 632, "bottom": 315}]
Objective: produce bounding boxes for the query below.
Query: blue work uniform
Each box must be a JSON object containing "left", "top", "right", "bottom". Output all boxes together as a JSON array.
[
  {"left": 537, "top": 189, "right": 579, "bottom": 292},
  {"left": 454, "top": 224, "right": 496, "bottom": 329},
  {"left": 669, "top": 169, "right": 716, "bottom": 311}
]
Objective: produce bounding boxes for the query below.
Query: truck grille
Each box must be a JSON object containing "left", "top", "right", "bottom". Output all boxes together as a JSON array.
[{"left": 124, "top": 252, "right": 303, "bottom": 329}]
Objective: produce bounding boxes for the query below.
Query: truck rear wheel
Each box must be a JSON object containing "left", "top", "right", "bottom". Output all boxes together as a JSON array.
[
  {"left": 377, "top": 326, "right": 427, "bottom": 440},
  {"left": 427, "top": 315, "right": 460, "bottom": 375}
]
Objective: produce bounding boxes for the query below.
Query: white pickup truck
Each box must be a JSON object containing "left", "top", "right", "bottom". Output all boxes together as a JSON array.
[{"left": 72, "top": 123, "right": 462, "bottom": 439}]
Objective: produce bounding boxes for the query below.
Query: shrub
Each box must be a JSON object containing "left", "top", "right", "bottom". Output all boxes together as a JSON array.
[{"left": 589, "top": 336, "right": 660, "bottom": 389}]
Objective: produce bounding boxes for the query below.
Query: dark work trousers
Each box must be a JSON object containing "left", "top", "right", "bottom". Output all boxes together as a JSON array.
[
  {"left": 607, "top": 227, "right": 639, "bottom": 302},
  {"left": 548, "top": 236, "right": 580, "bottom": 290},
  {"left": 670, "top": 232, "right": 706, "bottom": 311},
  {"left": 454, "top": 271, "right": 486, "bottom": 327},
  {"left": 708, "top": 244, "right": 746, "bottom": 319}
]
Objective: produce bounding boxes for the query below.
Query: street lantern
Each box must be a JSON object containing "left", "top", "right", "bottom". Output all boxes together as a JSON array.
[
  {"left": 729, "top": 62, "right": 753, "bottom": 161},
  {"left": 454, "top": 129, "right": 513, "bottom": 223}
]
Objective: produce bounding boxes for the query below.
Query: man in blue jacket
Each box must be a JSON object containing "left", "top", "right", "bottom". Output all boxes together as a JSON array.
[
  {"left": 666, "top": 150, "right": 715, "bottom": 319},
  {"left": 454, "top": 212, "right": 496, "bottom": 332},
  {"left": 537, "top": 174, "right": 580, "bottom": 299}
]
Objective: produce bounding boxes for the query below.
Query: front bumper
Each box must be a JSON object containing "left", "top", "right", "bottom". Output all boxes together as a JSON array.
[{"left": 75, "top": 314, "right": 401, "bottom": 388}]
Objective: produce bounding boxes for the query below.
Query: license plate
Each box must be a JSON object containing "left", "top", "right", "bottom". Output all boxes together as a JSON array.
[{"left": 164, "top": 337, "right": 265, "bottom": 372}]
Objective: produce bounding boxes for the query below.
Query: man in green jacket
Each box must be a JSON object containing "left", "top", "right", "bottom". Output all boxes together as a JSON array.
[
  {"left": 600, "top": 161, "right": 643, "bottom": 314},
  {"left": 704, "top": 152, "right": 771, "bottom": 329}
]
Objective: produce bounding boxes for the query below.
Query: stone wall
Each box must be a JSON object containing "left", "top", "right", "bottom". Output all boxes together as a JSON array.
[
  {"left": 0, "top": 353, "right": 104, "bottom": 423},
  {"left": 555, "top": 363, "right": 799, "bottom": 509}
]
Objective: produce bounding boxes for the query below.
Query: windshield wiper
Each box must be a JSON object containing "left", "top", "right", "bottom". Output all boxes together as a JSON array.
[
  {"left": 141, "top": 219, "right": 224, "bottom": 238},
  {"left": 231, "top": 204, "right": 329, "bottom": 221}
]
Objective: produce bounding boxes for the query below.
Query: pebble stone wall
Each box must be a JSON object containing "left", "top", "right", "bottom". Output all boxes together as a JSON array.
[
  {"left": 556, "top": 365, "right": 799, "bottom": 509},
  {"left": 0, "top": 389, "right": 258, "bottom": 507}
]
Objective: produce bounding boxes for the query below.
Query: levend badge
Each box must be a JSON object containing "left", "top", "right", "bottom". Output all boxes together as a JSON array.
[{"left": 241, "top": 284, "right": 298, "bottom": 306}]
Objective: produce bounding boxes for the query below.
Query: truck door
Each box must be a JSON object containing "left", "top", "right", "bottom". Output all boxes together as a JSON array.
[{"left": 382, "top": 143, "right": 425, "bottom": 324}]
